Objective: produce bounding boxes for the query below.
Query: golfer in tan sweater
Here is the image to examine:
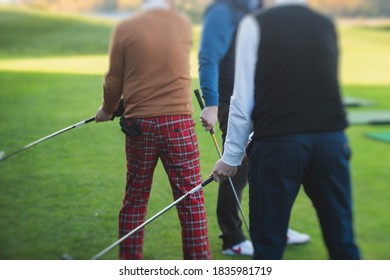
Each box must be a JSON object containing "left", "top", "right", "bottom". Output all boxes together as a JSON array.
[{"left": 95, "top": 0, "right": 211, "bottom": 260}]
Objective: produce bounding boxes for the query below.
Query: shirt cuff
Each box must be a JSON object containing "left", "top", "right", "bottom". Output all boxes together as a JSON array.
[{"left": 221, "top": 152, "right": 244, "bottom": 167}]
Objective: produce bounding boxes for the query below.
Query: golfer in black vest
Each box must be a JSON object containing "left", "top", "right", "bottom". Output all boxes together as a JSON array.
[{"left": 212, "top": 0, "right": 361, "bottom": 260}]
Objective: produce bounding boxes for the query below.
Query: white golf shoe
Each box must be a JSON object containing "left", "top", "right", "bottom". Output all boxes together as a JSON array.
[
  {"left": 287, "top": 228, "right": 311, "bottom": 245},
  {"left": 223, "top": 240, "right": 254, "bottom": 256},
  {"left": 222, "top": 229, "right": 310, "bottom": 256}
]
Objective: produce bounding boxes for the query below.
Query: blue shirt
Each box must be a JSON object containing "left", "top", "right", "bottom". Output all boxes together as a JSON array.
[{"left": 198, "top": 0, "right": 253, "bottom": 106}]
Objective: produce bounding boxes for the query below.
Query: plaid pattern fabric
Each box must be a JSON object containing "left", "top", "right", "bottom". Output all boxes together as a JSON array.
[{"left": 119, "top": 115, "right": 211, "bottom": 260}]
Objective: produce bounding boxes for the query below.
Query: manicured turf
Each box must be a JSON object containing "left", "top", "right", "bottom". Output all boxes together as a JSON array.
[
  {"left": 365, "top": 132, "right": 390, "bottom": 143},
  {"left": 0, "top": 6, "right": 389, "bottom": 260}
]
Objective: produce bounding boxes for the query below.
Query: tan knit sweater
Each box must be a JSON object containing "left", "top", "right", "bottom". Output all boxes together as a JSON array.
[{"left": 102, "top": 8, "right": 194, "bottom": 118}]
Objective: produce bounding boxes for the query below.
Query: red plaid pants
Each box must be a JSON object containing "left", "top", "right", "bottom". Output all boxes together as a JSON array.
[{"left": 119, "top": 115, "right": 211, "bottom": 260}]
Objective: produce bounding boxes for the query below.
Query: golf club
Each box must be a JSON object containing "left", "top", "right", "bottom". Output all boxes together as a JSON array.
[
  {"left": 62, "top": 175, "right": 214, "bottom": 260},
  {"left": 0, "top": 117, "right": 95, "bottom": 161},
  {"left": 194, "top": 89, "right": 250, "bottom": 234},
  {"left": 0, "top": 100, "right": 124, "bottom": 161}
]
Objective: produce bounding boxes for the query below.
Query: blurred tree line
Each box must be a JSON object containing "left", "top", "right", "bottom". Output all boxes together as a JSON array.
[
  {"left": 310, "top": 0, "right": 390, "bottom": 17},
  {"left": 11, "top": 0, "right": 390, "bottom": 17},
  {"left": 14, "top": 0, "right": 210, "bottom": 13}
]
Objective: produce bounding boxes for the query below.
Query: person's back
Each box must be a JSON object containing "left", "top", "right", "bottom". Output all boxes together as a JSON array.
[
  {"left": 211, "top": 0, "right": 361, "bottom": 260},
  {"left": 252, "top": 5, "right": 347, "bottom": 139},
  {"left": 102, "top": 7, "right": 193, "bottom": 118}
]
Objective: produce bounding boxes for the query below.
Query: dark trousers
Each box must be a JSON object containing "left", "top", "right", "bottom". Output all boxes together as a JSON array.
[
  {"left": 217, "top": 104, "right": 248, "bottom": 250},
  {"left": 248, "top": 131, "right": 361, "bottom": 259}
]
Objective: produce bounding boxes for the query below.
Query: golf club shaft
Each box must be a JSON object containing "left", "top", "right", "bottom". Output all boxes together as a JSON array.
[
  {"left": 194, "top": 89, "right": 250, "bottom": 234},
  {"left": 211, "top": 133, "right": 222, "bottom": 158},
  {"left": 90, "top": 176, "right": 214, "bottom": 260},
  {"left": 1, "top": 99, "right": 125, "bottom": 161},
  {"left": 0, "top": 117, "right": 95, "bottom": 161}
]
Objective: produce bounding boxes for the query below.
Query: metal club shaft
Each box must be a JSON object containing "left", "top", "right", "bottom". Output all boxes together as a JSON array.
[
  {"left": 90, "top": 176, "right": 214, "bottom": 260},
  {"left": 1, "top": 99, "right": 126, "bottom": 161},
  {"left": 194, "top": 89, "right": 250, "bottom": 234},
  {"left": 0, "top": 117, "right": 95, "bottom": 161}
]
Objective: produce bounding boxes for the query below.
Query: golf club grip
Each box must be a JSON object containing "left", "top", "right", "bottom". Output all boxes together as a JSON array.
[
  {"left": 194, "top": 89, "right": 205, "bottom": 109},
  {"left": 202, "top": 175, "right": 214, "bottom": 186},
  {"left": 194, "top": 89, "right": 216, "bottom": 135},
  {"left": 85, "top": 117, "right": 95, "bottom": 124}
]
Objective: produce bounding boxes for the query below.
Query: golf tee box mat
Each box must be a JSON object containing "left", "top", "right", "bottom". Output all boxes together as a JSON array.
[
  {"left": 342, "top": 96, "right": 375, "bottom": 108},
  {"left": 365, "top": 132, "right": 390, "bottom": 144},
  {"left": 346, "top": 111, "right": 390, "bottom": 125}
]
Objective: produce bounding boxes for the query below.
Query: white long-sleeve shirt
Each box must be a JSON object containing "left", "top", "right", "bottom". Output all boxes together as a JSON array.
[
  {"left": 222, "top": 15, "right": 259, "bottom": 166},
  {"left": 221, "top": 0, "right": 307, "bottom": 166}
]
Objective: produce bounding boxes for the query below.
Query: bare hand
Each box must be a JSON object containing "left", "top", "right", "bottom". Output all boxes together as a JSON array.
[
  {"left": 95, "top": 106, "right": 112, "bottom": 122},
  {"left": 200, "top": 106, "right": 218, "bottom": 131},
  {"left": 212, "top": 159, "right": 237, "bottom": 182}
]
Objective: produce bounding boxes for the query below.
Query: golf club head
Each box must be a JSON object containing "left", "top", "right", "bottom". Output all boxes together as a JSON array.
[{"left": 0, "top": 151, "right": 5, "bottom": 161}]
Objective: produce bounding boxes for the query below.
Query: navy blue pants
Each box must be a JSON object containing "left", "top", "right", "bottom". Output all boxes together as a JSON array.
[{"left": 248, "top": 131, "right": 361, "bottom": 259}]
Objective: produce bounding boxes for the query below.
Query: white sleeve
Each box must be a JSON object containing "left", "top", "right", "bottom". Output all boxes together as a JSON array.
[{"left": 222, "top": 15, "right": 260, "bottom": 166}]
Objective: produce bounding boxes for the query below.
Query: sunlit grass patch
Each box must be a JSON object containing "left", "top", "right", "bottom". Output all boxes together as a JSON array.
[
  {"left": 0, "top": 55, "right": 108, "bottom": 75},
  {"left": 338, "top": 23, "right": 390, "bottom": 85}
]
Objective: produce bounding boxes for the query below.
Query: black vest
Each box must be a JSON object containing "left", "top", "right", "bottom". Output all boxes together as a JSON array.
[{"left": 252, "top": 5, "right": 347, "bottom": 139}]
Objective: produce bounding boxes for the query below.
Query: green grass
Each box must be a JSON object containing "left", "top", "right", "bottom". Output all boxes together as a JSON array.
[
  {"left": 338, "top": 22, "right": 390, "bottom": 85},
  {"left": 0, "top": 7, "right": 389, "bottom": 260},
  {"left": 0, "top": 7, "right": 112, "bottom": 58}
]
